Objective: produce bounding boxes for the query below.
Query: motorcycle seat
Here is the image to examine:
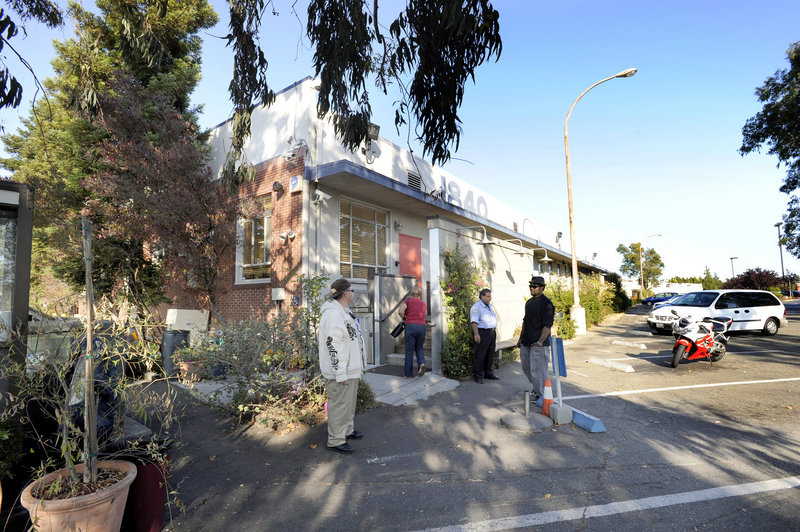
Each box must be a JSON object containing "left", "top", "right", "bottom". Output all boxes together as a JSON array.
[{"left": 709, "top": 317, "right": 733, "bottom": 331}]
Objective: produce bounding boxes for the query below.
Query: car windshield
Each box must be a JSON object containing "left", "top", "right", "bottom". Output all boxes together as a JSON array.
[{"left": 670, "top": 292, "right": 718, "bottom": 307}]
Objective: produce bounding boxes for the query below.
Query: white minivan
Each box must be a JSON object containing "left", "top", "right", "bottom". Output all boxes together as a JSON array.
[{"left": 647, "top": 289, "right": 788, "bottom": 336}]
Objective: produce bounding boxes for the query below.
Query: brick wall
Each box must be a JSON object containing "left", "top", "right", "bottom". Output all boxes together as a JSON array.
[{"left": 163, "top": 155, "right": 305, "bottom": 324}]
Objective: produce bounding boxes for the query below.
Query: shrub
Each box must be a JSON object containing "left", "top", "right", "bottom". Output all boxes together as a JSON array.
[
  {"left": 176, "top": 272, "right": 331, "bottom": 430},
  {"left": 544, "top": 279, "right": 576, "bottom": 339},
  {"left": 605, "top": 272, "right": 632, "bottom": 312},
  {"left": 355, "top": 380, "right": 375, "bottom": 413},
  {"left": 439, "top": 244, "right": 491, "bottom": 378}
]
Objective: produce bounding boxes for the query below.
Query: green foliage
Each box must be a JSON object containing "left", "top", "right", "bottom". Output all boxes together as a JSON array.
[
  {"left": 223, "top": 0, "right": 501, "bottom": 189},
  {"left": 741, "top": 41, "right": 800, "bottom": 260},
  {"left": 0, "top": 0, "right": 217, "bottom": 312},
  {"left": 701, "top": 267, "right": 724, "bottom": 290},
  {"left": 355, "top": 380, "right": 375, "bottom": 414},
  {"left": 605, "top": 272, "right": 632, "bottom": 312},
  {"left": 176, "top": 272, "right": 332, "bottom": 430},
  {"left": 0, "top": 0, "right": 63, "bottom": 110},
  {"left": 0, "top": 309, "right": 177, "bottom": 488},
  {"left": 439, "top": 243, "right": 490, "bottom": 378},
  {"left": 0, "top": 414, "right": 25, "bottom": 480},
  {"left": 580, "top": 274, "right": 608, "bottom": 326},
  {"left": 669, "top": 268, "right": 723, "bottom": 290},
  {"left": 544, "top": 274, "right": 624, "bottom": 338},
  {"left": 616, "top": 242, "right": 664, "bottom": 290},
  {"left": 544, "top": 279, "right": 574, "bottom": 339}
]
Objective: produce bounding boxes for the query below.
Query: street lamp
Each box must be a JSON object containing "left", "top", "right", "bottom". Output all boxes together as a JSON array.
[
  {"left": 730, "top": 257, "right": 738, "bottom": 278},
  {"left": 564, "top": 68, "right": 637, "bottom": 334},
  {"left": 775, "top": 222, "right": 786, "bottom": 293},
  {"left": 638, "top": 233, "right": 661, "bottom": 299}
]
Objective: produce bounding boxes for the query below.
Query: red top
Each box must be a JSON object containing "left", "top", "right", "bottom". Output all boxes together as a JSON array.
[{"left": 404, "top": 297, "right": 427, "bottom": 325}]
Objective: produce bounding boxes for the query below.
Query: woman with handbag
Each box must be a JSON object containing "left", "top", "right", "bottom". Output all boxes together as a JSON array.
[{"left": 397, "top": 285, "right": 427, "bottom": 378}]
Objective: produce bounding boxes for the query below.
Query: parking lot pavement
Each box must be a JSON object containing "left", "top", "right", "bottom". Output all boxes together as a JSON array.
[{"left": 166, "top": 305, "right": 800, "bottom": 531}]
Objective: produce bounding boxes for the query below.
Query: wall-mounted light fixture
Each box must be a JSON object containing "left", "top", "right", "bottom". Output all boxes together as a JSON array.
[
  {"left": 456, "top": 225, "right": 492, "bottom": 245},
  {"left": 279, "top": 230, "right": 296, "bottom": 244},
  {"left": 592, "top": 252, "right": 598, "bottom": 260},
  {"left": 393, "top": 220, "right": 403, "bottom": 231},
  {"left": 272, "top": 181, "right": 284, "bottom": 193},
  {"left": 495, "top": 238, "right": 529, "bottom": 256},
  {"left": 362, "top": 123, "right": 381, "bottom": 154},
  {"left": 531, "top": 248, "right": 554, "bottom": 263}
]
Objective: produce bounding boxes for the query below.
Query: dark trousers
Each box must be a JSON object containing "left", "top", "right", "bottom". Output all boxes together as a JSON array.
[
  {"left": 404, "top": 323, "right": 427, "bottom": 377},
  {"left": 473, "top": 328, "right": 496, "bottom": 378}
]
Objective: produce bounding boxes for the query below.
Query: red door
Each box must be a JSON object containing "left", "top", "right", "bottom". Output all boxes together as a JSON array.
[{"left": 399, "top": 234, "right": 422, "bottom": 284}]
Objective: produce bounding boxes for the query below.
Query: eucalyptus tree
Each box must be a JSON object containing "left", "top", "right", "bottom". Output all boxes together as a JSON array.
[{"left": 741, "top": 41, "right": 800, "bottom": 258}]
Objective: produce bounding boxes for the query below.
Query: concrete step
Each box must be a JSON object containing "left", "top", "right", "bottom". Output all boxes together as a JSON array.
[{"left": 385, "top": 352, "right": 432, "bottom": 367}]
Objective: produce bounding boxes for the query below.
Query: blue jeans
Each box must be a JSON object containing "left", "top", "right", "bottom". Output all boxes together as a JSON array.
[{"left": 404, "top": 323, "right": 427, "bottom": 377}]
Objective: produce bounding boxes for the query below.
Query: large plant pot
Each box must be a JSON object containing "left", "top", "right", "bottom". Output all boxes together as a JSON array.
[{"left": 20, "top": 460, "right": 137, "bottom": 532}]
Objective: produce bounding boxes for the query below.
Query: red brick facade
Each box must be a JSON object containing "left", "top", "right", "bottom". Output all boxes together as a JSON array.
[{"left": 166, "top": 155, "right": 305, "bottom": 324}]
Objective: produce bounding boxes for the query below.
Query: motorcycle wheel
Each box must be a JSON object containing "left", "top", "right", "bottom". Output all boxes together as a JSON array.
[
  {"left": 711, "top": 342, "right": 727, "bottom": 362},
  {"left": 671, "top": 344, "right": 686, "bottom": 368}
]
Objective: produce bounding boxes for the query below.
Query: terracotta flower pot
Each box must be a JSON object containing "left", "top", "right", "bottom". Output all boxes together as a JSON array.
[{"left": 20, "top": 460, "right": 137, "bottom": 532}]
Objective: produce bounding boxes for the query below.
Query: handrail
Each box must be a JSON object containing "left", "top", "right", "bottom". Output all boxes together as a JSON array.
[{"left": 378, "top": 287, "right": 414, "bottom": 322}]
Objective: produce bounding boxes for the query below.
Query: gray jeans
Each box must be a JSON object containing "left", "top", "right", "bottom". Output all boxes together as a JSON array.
[
  {"left": 326, "top": 378, "right": 359, "bottom": 446},
  {"left": 520, "top": 344, "right": 549, "bottom": 397}
]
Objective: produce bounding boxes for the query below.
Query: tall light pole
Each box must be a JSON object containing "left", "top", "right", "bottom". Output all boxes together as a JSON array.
[
  {"left": 775, "top": 222, "right": 786, "bottom": 293},
  {"left": 638, "top": 233, "right": 661, "bottom": 299},
  {"left": 564, "top": 68, "right": 637, "bottom": 334},
  {"left": 730, "top": 256, "right": 738, "bottom": 278}
]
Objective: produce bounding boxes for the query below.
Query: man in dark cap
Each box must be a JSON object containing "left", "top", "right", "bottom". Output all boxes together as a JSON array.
[
  {"left": 318, "top": 278, "right": 366, "bottom": 454},
  {"left": 517, "top": 276, "right": 555, "bottom": 402}
]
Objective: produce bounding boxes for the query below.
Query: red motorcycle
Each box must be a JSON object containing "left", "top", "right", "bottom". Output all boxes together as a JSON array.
[{"left": 670, "top": 309, "right": 733, "bottom": 368}]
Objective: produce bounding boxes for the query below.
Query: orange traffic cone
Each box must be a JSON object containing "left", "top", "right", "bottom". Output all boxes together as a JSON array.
[{"left": 541, "top": 378, "right": 554, "bottom": 417}]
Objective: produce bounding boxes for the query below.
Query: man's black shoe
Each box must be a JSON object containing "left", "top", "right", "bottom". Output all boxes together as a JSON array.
[
  {"left": 474, "top": 376, "right": 485, "bottom": 384},
  {"left": 346, "top": 430, "right": 364, "bottom": 440},
  {"left": 327, "top": 443, "right": 355, "bottom": 454},
  {"left": 485, "top": 374, "right": 499, "bottom": 380}
]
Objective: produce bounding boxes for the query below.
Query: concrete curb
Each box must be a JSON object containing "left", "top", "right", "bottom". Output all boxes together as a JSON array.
[
  {"left": 569, "top": 405, "right": 607, "bottom": 432},
  {"left": 587, "top": 356, "right": 635, "bottom": 373},
  {"left": 611, "top": 339, "right": 648, "bottom": 349},
  {"left": 626, "top": 330, "right": 655, "bottom": 337}
]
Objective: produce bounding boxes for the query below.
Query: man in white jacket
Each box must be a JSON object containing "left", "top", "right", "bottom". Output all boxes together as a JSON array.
[{"left": 318, "top": 278, "right": 366, "bottom": 454}]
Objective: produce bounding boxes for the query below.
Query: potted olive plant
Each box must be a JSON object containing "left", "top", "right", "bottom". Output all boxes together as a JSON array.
[{"left": 4, "top": 218, "right": 161, "bottom": 532}]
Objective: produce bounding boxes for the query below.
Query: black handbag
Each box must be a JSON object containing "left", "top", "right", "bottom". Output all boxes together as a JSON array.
[{"left": 390, "top": 321, "right": 405, "bottom": 338}]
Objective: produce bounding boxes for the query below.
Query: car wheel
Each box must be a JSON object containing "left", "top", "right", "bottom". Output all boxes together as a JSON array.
[{"left": 762, "top": 318, "right": 779, "bottom": 336}]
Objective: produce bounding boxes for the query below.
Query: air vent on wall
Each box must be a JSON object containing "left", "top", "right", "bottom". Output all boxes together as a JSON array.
[{"left": 407, "top": 172, "right": 421, "bottom": 191}]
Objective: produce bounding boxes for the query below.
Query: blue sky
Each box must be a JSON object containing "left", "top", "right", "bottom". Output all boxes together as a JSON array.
[{"left": 4, "top": 0, "right": 800, "bottom": 282}]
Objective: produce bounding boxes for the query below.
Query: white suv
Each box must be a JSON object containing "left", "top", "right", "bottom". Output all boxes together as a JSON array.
[{"left": 647, "top": 289, "right": 788, "bottom": 336}]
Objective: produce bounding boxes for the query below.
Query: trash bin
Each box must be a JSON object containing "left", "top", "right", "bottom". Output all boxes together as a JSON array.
[{"left": 160, "top": 330, "right": 189, "bottom": 377}]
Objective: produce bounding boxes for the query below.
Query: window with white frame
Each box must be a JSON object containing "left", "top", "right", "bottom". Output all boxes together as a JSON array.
[
  {"left": 237, "top": 213, "right": 272, "bottom": 282},
  {"left": 339, "top": 200, "right": 387, "bottom": 279}
]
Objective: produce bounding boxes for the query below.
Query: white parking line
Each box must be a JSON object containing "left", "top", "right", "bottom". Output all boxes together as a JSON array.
[
  {"left": 563, "top": 377, "right": 800, "bottom": 400},
  {"left": 609, "top": 355, "right": 670, "bottom": 360},
  {"left": 606, "top": 350, "right": 791, "bottom": 362},
  {"left": 415, "top": 475, "right": 800, "bottom": 531}
]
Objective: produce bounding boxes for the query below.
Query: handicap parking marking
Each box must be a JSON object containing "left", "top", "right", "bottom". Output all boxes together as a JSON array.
[
  {"left": 414, "top": 475, "right": 800, "bottom": 531},
  {"left": 562, "top": 377, "right": 800, "bottom": 401}
]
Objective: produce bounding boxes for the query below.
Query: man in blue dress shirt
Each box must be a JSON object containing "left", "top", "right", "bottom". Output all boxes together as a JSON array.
[{"left": 470, "top": 288, "right": 499, "bottom": 383}]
